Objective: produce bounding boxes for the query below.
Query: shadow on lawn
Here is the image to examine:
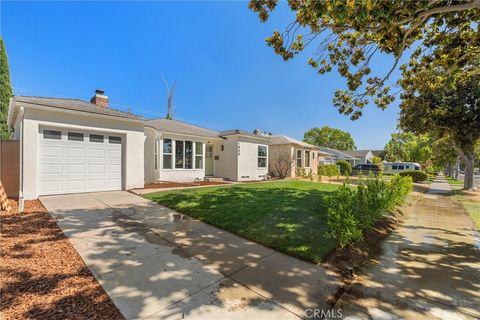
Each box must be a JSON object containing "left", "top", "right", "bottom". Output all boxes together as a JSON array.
[{"left": 146, "top": 186, "right": 339, "bottom": 263}]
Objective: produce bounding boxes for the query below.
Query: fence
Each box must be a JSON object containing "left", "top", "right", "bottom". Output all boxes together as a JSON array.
[{"left": 0, "top": 140, "right": 20, "bottom": 199}]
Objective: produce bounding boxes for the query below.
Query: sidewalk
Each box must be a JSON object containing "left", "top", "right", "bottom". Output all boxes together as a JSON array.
[{"left": 337, "top": 175, "right": 480, "bottom": 319}]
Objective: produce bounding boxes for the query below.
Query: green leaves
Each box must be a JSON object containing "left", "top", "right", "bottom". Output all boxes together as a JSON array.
[
  {"left": 248, "top": 0, "right": 480, "bottom": 119},
  {"left": 0, "top": 38, "right": 13, "bottom": 139},
  {"left": 303, "top": 126, "right": 356, "bottom": 151}
]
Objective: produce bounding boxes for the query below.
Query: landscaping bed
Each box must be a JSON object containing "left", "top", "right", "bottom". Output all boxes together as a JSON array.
[
  {"left": 142, "top": 181, "right": 227, "bottom": 189},
  {"left": 0, "top": 200, "right": 123, "bottom": 320}
]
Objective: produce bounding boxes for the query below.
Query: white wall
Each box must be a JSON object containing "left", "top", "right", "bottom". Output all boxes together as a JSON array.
[
  {"left": 237, "top": 136, "right": 268, "bottom": 181},
  {"left": 21, "top": 107, "right": 145, "bottom": 199},
  {"left": 218, "top": 136, "right": 238, "bottom": 181}
]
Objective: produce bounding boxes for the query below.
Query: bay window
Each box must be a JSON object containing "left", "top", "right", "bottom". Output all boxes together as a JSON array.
[{"left": 163, "top": 139, "right": 172, "bottom": 169}]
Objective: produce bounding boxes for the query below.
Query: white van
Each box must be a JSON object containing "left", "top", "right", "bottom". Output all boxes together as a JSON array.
[{"left": 383, "top": 162, "right": 421, "bottom": 174}]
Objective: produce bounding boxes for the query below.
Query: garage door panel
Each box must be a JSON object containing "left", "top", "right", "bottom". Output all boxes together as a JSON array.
[
  {"left": 42, "top": 163, "right": 63, "bottom": 175},
  {"left": 88, "top": 148, "right": 106, "bottom": 159},
  {"left": 39, "top": 128, "right": 123, "bottom": 196},
  {"left": 42, "top": 146, "right": 63, "bottom": 158},
  {"left": 66, "top": 147, "right": 85, "bottom": 158}
]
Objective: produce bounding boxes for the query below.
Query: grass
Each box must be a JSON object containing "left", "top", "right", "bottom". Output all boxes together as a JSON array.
[
  {"left": 452, "top": 191, "right": 480, "bottom": 230},
  {"left": 144, "top": 181, "right": 339, "bottom": 263},
  {"left": 446, "top": 176, "right": 464, "bottom": 186}
]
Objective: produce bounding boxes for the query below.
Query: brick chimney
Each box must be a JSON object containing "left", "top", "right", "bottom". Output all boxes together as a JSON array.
[{"left": 90, "top": 89, "right": 109, "bottom": 107}]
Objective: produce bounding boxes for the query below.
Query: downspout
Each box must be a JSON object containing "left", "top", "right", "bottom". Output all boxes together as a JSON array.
[{"left": 18, "top": 106, "right": 24, "bottom": 212}]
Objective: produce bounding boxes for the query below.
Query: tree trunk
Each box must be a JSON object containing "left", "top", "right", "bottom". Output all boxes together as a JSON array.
[{"left": 463, "top": 152, "right": 475, "bottom": 190}]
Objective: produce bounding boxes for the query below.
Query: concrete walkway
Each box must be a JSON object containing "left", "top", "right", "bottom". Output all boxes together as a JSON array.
[
  {"left": 40, "top": 191, "right": 343, "bottom": 320},
  {"left": 337, "top": 175, "right": 480, "bottom": 320}
]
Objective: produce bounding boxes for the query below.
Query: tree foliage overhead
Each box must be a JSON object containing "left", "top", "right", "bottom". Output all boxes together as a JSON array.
[
  {"left": 249, "top": 0, "right": 480, "bottom": 119},
  {"left": 0, "top": 37, "right": 13, "bottom": 139},
  {"left": 303, "top": 126, "right": 356, "bottom": 151},
  {"left": 384, "top": 132, "right": 432, "bottom": 164}
]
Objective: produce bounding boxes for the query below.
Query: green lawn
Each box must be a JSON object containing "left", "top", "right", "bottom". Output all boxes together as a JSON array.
[
  {"left": 446, "top": 176, "right": 464, "bottom": 186},
  {"left": 453, "top": 192, "right": 480, "bottom": 230},
  {"left": 144, "top": 181, "right": 339, "bottom": 263}
]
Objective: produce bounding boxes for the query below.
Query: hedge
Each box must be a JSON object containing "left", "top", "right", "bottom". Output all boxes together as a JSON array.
[
  {"left": 398, "top": 170, "right": 428, "bottom": 182},
  {"left": 325, "top": 174, "right": 413, "bottom": 248},
  {"left": 336, "top": 160, "right": 352, "bottom": 176},
  {"left": 318, "top": 164, "right": 340, "bottom": 177}
]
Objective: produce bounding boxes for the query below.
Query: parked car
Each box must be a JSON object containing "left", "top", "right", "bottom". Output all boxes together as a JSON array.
[{"left": 352, "top": 164, "right": 380, "bottom": 176}]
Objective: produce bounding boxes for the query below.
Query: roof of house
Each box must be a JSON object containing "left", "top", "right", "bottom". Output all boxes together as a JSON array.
[
  {"left": 219, "top": 129, "right": 270, "bottom": 140},
  {"left": 318, "top": 147, "right": 360, "bottom": 160},
  {"left": 146, "top": 118, "right": 220, "bottom": 138},
  {"left": 344, "top": 150, "right": 373, "bottom": 158},
  {"left": 10, "top": 96, "right": 143, "bottom": 122},
  {"left": 371, "top": 149, "right": 384, "bottom": 157},
  {"left": 269, "top": 135, "right": 332, "bottom": 155}
]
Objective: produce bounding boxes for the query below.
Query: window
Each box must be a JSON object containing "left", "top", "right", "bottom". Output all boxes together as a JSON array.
[
  {"left": 398, "top": 165, "right": 405, "bottom": 170},
  {"left": 175, "top": 140, "right": 184, "bottom": 169},
  {"left": 221, "top": 145, "right": 224, "bottom": 151},
  {"left": 296, "top": 150, "right": 302, "bottom": 167},
  {"left": 185, "top": 141, "right": 193, "bottom": 169},
  {"left": 305, "top": 151, "right": 310, "bottom": 167},
  {"left": 392, "top": 165, "right": 398, "bottom": 170},
  {"left": 90, "top": 134, "right": 103, "bottom": 143},
  {"left": 406, "top": 165, "right": 410, "bottom": 169},
  {"left": 44, "top": 130, "right": 61, "bottom": 140},
  {"left": 195, "top": 142, "right": 203, "bottom": 169},
  {"left": 109, "top": 136, "right": 122, "bottom": 144},
  {"left": 312, "top": 152, "right": 315, "bottom": 159},
  {"left": 154, "top": 140, "right": 158, "bottom": 170},
  {"left": 163, "top": 139, "right": 172, "bottom": 169},
  {"left": 258, "top": 145, "right": 267, "bottom": 168},
  {"left": 68, "top": 132, "right": 83, "bottom": 141}
]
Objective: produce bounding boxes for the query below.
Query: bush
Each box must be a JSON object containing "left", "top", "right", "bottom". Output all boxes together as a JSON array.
[
  {"left": 336, "top": 160, "right": 352, "bottom": 176},
  {"left": 326, "top": 174, "right": 413, "bottom": 248},
  {"left": 398, "top": 170, "right": 428, "bottom": 182},
  {"left": 318, "top": 164, "right": 340, "bottom": 177}
]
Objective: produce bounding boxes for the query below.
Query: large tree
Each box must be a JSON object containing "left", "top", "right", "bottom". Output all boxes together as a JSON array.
[
  {"left": 303, "top": 126, "right": 356, "bottom": 151},
  {"left": 0, "top": 38, "right": 12, "bottom": 139},
  {"left": 249, "top": 0, "right": 479, "bottom": 119},
  {"left": 399, "top": 66, "right": 479, "bottom": 190},
  {"left": 384, "top": 132, "right": 432, "bottom": 164}
]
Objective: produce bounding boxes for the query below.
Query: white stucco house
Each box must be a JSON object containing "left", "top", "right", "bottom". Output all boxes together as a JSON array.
[{"left": 7, "top": 91, "right": 270, "bottom": 200}]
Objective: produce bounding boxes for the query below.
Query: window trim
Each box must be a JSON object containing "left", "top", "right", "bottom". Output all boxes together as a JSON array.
[
  {"left": 43, "top": 129, "right": 62, "bottom": 140},
  {"left": 305, "top": 150, "right": 310, "bottom": 168},
  {"left": 162, "top": 138, "right": 204, "bottom": 171},
  {"left": 162, "top": 138, "right": 173, "bottom": 169},
  {"left": 257, "top": 145, "right": 268, "bottom": 168},
  {"left": 296, "top": 149, "right": 302, "bottom": 167},
  {"left": 195, "top": 142, "right": 203, "bottom": 170}
]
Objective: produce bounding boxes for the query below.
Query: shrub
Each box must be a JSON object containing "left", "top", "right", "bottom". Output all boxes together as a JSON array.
[
  {"left": 398, "top": 170, "right": 428, "bottom": 182},
  {"left": 336, "top": 160, "right": 352, "bottom": 176},
  {"left": 318, "top": 164, "right": 340, "bottom": 177},
  {"left": 371, "top": 156, "right": 384, "bottom": 172},
  {"left": 295, "top": 167, "right": 305, "bottom": 178},
  {"left": 326, "top": 174, "right": 413, "bottom": 248}
]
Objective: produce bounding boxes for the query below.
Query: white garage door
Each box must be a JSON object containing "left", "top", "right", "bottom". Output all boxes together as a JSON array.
[{"left": 39, "top": 128, "right": 123, "bottom": 195}]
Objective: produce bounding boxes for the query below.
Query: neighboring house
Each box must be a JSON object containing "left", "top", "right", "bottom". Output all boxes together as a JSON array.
[
  {"left": 318, "top": 147, "right": 361, "bottom": 166},
  {"left": 268, "top": 135, "right": 332, "bottom": 177},
  {"left": 144, "top": 123, "right": 270, "bottom": 183},
  {"left": 7, "top": 92, "right": 145, "bottom": 200},
  {"left": 7, "top": 91, "right": 270, "bottom": 200},
  {"left": 344, "top": 150, "right": 374, "bottom": 165}
]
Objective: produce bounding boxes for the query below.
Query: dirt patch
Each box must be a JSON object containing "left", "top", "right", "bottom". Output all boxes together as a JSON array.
[
  {"left": 142, "top": 181, "right": 227, "bottom": 189},
  {"left": 0, "top": 199, "right": 124, "bottom": 320}
]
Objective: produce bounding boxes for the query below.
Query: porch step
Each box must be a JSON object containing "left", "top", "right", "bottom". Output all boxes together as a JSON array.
[{"left": 204, "top": 177, "right": 225, "bottom": 182}]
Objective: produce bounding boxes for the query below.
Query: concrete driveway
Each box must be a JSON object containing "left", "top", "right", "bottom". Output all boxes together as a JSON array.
[{"left": 41, "top": 191, "right": 343, "bottom": 320}]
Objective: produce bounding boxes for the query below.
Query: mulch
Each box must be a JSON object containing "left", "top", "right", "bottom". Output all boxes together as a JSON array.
[
  {"left": 0, "top": 199, "right": 124, "bottom": 320},
  {"left": 142, "top": 181, "right": 227, "bottom": 189}
]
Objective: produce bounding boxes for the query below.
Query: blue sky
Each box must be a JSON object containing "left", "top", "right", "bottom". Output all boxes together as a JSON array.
[{"left": 1, "top": 1, "right": 402, "bottom": 149}]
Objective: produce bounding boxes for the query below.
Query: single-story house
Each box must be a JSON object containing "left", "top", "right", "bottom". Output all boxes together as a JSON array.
[
  {"left": 318, "top": 147, "right": 361, "bottom": 166},
  {"left": 344, "top": 150, "right": 374, "bottom": 165},
  {"left": 144, "top": 121, "right": 270, "bottom": 184},
  {"left": 268, "top": 135, "right": 331, "bottom": 177},
  {"left": 7, "top": 91, "right": 270, "bottom": 200}
]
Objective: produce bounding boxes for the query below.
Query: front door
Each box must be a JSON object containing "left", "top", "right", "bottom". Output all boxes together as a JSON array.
[{"left": 205, "top": 144, "right": 214, "bottom": 176}]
